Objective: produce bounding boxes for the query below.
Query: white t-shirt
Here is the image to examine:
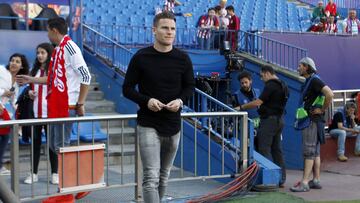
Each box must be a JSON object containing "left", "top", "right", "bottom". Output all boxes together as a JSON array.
[{"left": 56, "top": 37, "right": 91, "bottom": 106}]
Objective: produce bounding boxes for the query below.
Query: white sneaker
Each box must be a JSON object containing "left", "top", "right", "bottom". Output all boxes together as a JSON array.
[
  {"left": 51, "top": 173, "right": 59, "bottom": 185},
  {"left": 24, "top": 173, "right": 38, "bottom": 184},
  {"left": 0, "top": 167, "right": 10, "bottom": 176}
]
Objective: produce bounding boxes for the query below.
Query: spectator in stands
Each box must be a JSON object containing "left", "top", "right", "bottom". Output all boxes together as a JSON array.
[
  {"left": 197, "top": 8, "right": 219, "bottom": 50},
  {"left": 239, "top": 65, "right": 289, "bottom": 187},
  {"left": 324, "top": 15, "right": 337, "bottom": 33},
  {"left": 308, "top": 17, "right": 326, "bottom": 32},
  {"left": 325, "top": 0, "right": 337, "bottom": 17},
  {"left": 328, "top": 102, "right": 360, "bottom": 161},
  {"left": 213, "top": 5, "right": 226, "bottom": 49},
  {"left": 163, "top": 0, "right": 192, "bottom": 17},
  {"left": 30, "top": 6, "right": 58, "bottom": 31},
  {"left": 290, "top": 57, "right": 333, "bottom": 192},
  {"left": 0, "top": 3, "right": 18, "bottom": 30},
  {"left": 23, "top": 43, "right": 57, "bottom": 184},
  {"left": 226, "top": 5, "right": 240, "bottom": 51},
  {"left": 16, "top": 17, "right": 91, "bottom": 200},
  {"left": 0, "top": 54, "right": 29, "bottom": 175},
  {"left": 123, "top": 12, "right": 195, "bottom": 203},
  {"left": 217, "top": 0, "right": 229, "bottom": 29},
  {"left": 343, "top": 9, "right": 360, "bottom": 35},
  {"left": 312, "top": 1, "right": 325, "bottom": 22}
]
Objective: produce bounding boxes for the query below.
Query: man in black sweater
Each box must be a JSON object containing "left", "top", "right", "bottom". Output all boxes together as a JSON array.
[
  {"left": 123, "top": 12, "right": 195, "bottom": 203},
  {"left": 239, "top": 65, "right": 289, "bottom": 187}
]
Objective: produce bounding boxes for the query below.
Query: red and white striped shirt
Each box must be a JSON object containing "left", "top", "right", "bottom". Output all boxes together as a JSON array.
[
  {"left": 197, "top": 15, "right": 219, "bottom": 39},
  {"left": 32, "top": 69, "right": 47, "bottom": 118},
  {"left": 164, "top": 0, "right": 175, "bottom": 13}
]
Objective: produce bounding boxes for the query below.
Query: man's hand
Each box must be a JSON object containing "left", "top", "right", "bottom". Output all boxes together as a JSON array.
[
  {"left": 165, "top": 99, "right": 182, "bottom": 112},
  {"left": 311, "top": 108, "right": 323, "bottom": 115},
  {"left": 76, "top": 103, "right": 85, "bottom": 116},
  {"left": 3, "top": 90, "right": 14, "bottom": 98},
  {"left": 0, "top": 105, "right": 3, "bottom": 115},
  {"left": 16, "top": 75, "right": 32, "bottom": 85},
  {"left": 147, "top": 98, "right": 165, "bottom": 112},
  {"left": 28, "top": 90, "right": 37, "bottom": 100}
]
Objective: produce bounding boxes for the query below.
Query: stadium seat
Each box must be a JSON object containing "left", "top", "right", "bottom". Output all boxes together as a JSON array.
[{"left": 70, "top": 114, "right": 107, "bottom": 142}]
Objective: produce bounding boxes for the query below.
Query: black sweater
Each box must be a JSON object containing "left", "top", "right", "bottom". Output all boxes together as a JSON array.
[{"left": 123, "top": 46, "right": 195, "bottom": 136}]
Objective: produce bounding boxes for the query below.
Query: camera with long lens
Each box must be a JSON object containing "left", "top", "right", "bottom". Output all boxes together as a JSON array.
[{"left": 220, "top": 41, "right": 243, "bottom": 72}]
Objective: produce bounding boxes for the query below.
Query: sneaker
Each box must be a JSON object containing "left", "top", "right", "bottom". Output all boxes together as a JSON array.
[
  {"left": 290, "top": 181, "right": 310, "bottom": 192},
  {"left": 338, "top": 155, "right": 348, "bottom": 162},
  {"left": 355, "top": 151, "right": 360, "bottom": 156},
  {"left": 24, "top": 173, "right": 38, "bottom": 184},
  {"left": 75, "top": 191, "right": 91, "bottom": 199},
  {"left": 51, "top": 173, "right": 59, "bottom": 185},
  {"left": 0, "top": 167, "right": 10, "bottom": 176},
  {"left": 308, "top": 179, "right": 322, "bottom": 189}
]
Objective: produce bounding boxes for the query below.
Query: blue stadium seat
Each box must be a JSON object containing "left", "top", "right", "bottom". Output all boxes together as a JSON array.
[{"left": 71, "top": 120, "right": 107, "bottom": 143}]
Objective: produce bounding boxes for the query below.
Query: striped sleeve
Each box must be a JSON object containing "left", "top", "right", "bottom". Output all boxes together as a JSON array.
[{"left": 64, "top": 40, "right": 92, "bottom": 85}]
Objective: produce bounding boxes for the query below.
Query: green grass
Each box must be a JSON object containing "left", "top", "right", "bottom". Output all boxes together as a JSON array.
[{"left": 222, "top": 192, "right": 360, "bottom": 203}]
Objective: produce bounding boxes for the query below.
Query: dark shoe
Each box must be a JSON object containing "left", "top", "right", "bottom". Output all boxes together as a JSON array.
[
  {"left": 308, "top": 180, "right": 322, "bottom": 189},
  {"left": 75, "top": 192, "right": 91, "bottom": 199},
  {"left": 290, "top": 181, "right": 310, "bottom": 192}
]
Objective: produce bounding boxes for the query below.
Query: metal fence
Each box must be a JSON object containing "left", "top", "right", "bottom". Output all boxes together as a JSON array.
[
  {"left": 84, "top": 24, "right": 307, "bottom": 72},
  {"left": 83, "top": 24, "right": 134, "bottom": 73},
  {"left": 0, "top": 112, "right": 249, "bottom": 202}
]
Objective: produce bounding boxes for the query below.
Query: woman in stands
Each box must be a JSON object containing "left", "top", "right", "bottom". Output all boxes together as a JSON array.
[
  {"left": 23, "top": 43, "right": 58, "bottom": 184},
  {"left": 0, "top": 53, "right": 29, "bottom": 175}
]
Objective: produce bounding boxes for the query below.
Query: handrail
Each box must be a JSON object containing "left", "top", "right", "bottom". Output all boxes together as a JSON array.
[
  {"left": 240, "top": 30, "right": 308, "bottom": 54},
  {"left": 0, "top": 112, "right": 249, "bottom": 202},
  {"left": 83, "top": 23, "right": 134, "bottom": 73},
  {"left": 84, "top": 24, "right": 307, "bottom": 71},
  {"left": 0, "top": 112, "right": 248, "bottom": 127},
  {"left": 195, "top": 88, "right": 236, "bottom": 112},
  {"left": 83, "top": 24, "right": 133, "bottom": 52}
]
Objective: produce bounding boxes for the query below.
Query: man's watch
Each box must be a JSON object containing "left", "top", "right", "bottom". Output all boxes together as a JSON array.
[{"left": 76, "top": 102, "right": 84, "bottom": 108}]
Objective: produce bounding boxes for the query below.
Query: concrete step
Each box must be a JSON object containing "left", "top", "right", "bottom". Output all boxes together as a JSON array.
[
  {"left": 89, "top": 82, "right": 100, "bottom": 91},
  {"left": 106, "top": 127, "right": 135, "bottom": 145},
  {"left": 107, "top": 144, "right": 135, "bottom": 165},
  {"left": 85, "top": 100, "right": 116, "bottom": 113},
  {"left": 87, "top": 90, "right": 104, "bottom": 101}
]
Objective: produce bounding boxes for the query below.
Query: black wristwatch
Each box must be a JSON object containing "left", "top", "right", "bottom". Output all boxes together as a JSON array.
[{"left": 76, "top": 102, "right": 84, "bottom": 108}]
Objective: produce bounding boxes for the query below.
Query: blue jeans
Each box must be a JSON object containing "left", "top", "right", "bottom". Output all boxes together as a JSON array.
[
  {"left": 0, "top": 134, "right": 10, "bottom": 169},
  {"left": 329, "top": 126, "right": 360, "bottom": 156},
  {"left": 197, "top": 37, "right": 211, "bottom": 50},
  {"left": 137, "top": 125, "right": 180, "bottom": 203},
  {"left": 49, "top": 110, "right": 76, "bottom": 152}
]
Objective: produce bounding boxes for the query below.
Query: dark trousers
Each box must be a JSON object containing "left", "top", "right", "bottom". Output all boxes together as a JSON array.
[
  {"left": 32, "top": 125, "right": 58, "bottom": 174},
  {"left": 0, "top": 134, "right": 10, "bottom": 169},
  {"left": 257, "top": 116, "right": 286, "bottom": 184}
]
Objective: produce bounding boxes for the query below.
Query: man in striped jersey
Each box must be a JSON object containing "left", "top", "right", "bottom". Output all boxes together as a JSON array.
[
  {"left": 16, "top": 17, "right": 91, "bottom": 199},
  {"left": 197, "top": 8, "right": 219, "bottom": 50}
]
